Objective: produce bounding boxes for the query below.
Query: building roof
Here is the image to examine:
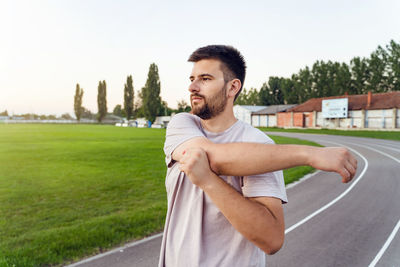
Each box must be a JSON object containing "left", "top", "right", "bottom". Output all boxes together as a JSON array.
[
  {"left": 287, "top": 91, "right": 400, "bottom": 112},
  {"left": 235, "top": 105, "right": 267, "bottom": 112},
  {"left": 252, "top": 104, "right": 297, "bottom": 115}
]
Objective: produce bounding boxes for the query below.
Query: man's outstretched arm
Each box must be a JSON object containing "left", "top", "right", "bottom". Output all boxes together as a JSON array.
[{"left": 172, "top": 137, "right": 357, "bottom": 183}]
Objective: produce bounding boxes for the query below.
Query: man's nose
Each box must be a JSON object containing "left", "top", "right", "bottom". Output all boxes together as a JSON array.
[{"left": 188, "top": 80, "right": 200, "bottom": 93}]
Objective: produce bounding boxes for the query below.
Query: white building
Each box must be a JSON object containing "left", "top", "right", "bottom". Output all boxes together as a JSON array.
[
  {"left": 233, "top": 105, "right": 267, "bottom": 125},
  {"left": 153, "top": 116, "right": 172, "bottom": 128}
]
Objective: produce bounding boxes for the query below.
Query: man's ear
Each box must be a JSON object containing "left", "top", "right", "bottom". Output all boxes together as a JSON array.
[{"left": 227, "top": 79, "right": 241, "bottom": 98}]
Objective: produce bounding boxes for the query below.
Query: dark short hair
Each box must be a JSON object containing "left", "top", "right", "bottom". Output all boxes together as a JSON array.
[{"left": 188, "top": 45, "right": 246, "bottom": 101}]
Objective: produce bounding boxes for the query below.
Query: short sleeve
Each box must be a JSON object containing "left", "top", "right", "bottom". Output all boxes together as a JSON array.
[
  {"left": 164, "top": 113, "right": 205, "bottom": 167},
  {"left": 242, "top": 171, "right": 287, "bottom": 203},
  {"left": 241, "top": 125, "right": 288, "bottom": 203}
]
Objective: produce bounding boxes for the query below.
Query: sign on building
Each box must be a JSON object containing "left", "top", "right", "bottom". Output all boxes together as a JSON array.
[{"left": 322, "top": 98, "right": 348, "bottom": 118}]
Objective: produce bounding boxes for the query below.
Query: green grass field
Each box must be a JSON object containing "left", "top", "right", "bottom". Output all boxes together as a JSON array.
[
  {"left": 258, "top": 127, "right": 400, "bottom": 141},
  {"left": 0, "top": 124, "right": 320, "bottom": 267}
]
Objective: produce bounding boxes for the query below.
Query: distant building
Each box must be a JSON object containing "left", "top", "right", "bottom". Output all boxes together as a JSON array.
[
  {"left": 102, "top": 114, "right": 124, "bottom": 124},
  {"left": 251, "top": 105, "right": 297, "bottom": 127},
  {"left": 11, "top": 116, "right": 24, "bottom": 120},
  {"left": 233, "top": 105, "right": 297, "bottom": 127},
  {"left": 233, "top": 105, "right": 267, "bottom": 125},
  {"left": 136, "top": 118, "right": 149, "bottom": 128},
  {"left": 154, "top": 116, "right": 172, "bottom": 128},
  {"left": 278, "top": 91, "right": 400, "bottom": 129}
]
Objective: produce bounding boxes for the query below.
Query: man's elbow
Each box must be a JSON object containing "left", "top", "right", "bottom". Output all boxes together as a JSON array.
[
  {"left": 205, "top": 146, "right": 224, "bottom": 175},
  {"left": 255, "top": 233, "right": 284, "bottom": 255},
  {"left": 264, "top": 242, "right": 283, "bottom": 255},
  {"left": 209, "top": 159, "right": 221, "bottom": 174}
]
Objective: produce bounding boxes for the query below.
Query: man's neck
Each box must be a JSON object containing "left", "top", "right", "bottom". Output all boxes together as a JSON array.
[{"left": 200, "top": 107, "right": 237, "bottom": 133}]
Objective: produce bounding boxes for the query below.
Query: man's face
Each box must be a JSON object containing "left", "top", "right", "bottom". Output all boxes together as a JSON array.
[{"left": 189, "top": 59, "right": 229, "bottom": 120}]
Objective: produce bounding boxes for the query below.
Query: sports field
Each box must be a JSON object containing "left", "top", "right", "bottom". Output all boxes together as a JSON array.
[{"left": 0, "top": 124, "right": 319, "bottom": 266}]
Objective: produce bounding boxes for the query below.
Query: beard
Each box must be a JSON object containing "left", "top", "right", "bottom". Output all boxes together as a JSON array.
[{"left": 190, "top": 84, "right": 228, "bottom": 120}]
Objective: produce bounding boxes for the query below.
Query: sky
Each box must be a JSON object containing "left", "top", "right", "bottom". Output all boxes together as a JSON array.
[{"left": 1, "top": 0, "right": 399, "bottom": 116}]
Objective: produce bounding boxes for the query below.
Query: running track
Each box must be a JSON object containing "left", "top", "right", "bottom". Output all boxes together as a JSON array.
[{"left": 67, "top": 133, "right": 400, "bottom": 267}]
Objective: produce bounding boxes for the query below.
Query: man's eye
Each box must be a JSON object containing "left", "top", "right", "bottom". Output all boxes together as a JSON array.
[{"left": 202, "top": 77, "right": 210, "bottom": 81}]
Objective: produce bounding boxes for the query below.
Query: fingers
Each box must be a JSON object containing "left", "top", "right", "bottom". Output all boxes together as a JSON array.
[
  {"left": 341, "top": 168, "right": 351, "bottom": 183},
  {"left": 350, "top": 156, "right": 358, "bottom": 171},
  {"left": 338, "top": 166, "right": 351, "bottom": 183},
  {"left": 178, "top": 147, "right": 208, "bottom": 173},
  {"left": 344, "top": 161, "right": 356, "bottom": 181},
  {"left": 339, "top": 152, "right": 358, "bottom": 183}
]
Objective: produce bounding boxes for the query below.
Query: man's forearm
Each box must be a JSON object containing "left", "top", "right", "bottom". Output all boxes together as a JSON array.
[
  {"left": 206, "top": 143, "right": 312, "bottom": 176},
  {"left": 198, "top": 170, "right": 284, "bottom": 254}
]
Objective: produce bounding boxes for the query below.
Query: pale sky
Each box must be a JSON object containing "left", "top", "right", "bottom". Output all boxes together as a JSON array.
[{"left": 1, "top": 0, "right": 399, "bottom": 116}]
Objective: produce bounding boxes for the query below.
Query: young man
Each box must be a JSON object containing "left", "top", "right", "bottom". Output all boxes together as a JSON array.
[{"left": 158, "top": 45, "right": 357, "bottom": 267}]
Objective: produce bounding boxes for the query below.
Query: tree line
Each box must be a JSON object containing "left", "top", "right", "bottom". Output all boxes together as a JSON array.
[
  {"left": 74, "top": 63, "right": 190, "bottom": 123},
  {"left": 0, "top": 110, "right": 74, "bottom": 120},
  {"left": 236, "top": 39, "right": 400, "bottom": 106}
]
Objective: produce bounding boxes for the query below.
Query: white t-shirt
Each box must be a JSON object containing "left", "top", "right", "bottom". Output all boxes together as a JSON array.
[{"left": 159, "top": 113, "right": 287, "bottom": 267}]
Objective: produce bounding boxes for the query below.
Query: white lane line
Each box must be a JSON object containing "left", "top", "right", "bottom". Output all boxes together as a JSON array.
[
  {"left": 344, "top": 142, "right": 400, "bottom": 164},
  {"left": 368, "top": 143, "right": 400, "bottom": 153},
  {"left": 285, "top": 141, "right": 368, "bottom": 234},
  {"left": 65, "top": 233, "right": 163, "bottom": 267},
  {"left": 368, "top": 219, "right": 400, "bottom": 267}
]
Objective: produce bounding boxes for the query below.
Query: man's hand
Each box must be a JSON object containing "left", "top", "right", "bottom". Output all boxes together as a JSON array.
[
  {"left": 308, "top": 147, "right": 358, "bottom": 183},
  {"left": 179, "top": 147, "right": 213, "bottom": 188}
]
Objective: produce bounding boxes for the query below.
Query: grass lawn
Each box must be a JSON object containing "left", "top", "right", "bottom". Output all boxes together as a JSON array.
[
  {"left": 0, "top": 124, "right": 320, "bottom": 266},
  {"left": 258, "top": 127, "right": 400, "bottom": 141},
  {"left": 271, "top": 135, "right": 322, "bottom": 185}
]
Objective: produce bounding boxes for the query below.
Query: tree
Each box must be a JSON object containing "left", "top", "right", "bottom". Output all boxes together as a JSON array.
[
  {"left": 124, "top": 75, "right": 134, "bottom": 119},
  {"left": 97, "top": 80, "right": 107, "bottom": 122},
  {"left": 254, "top": 39, "right": 399, "bottom": 105},
  {"left": 81, "top": 107, "right": 96, "bottom": 120},
  {"left": 266, "top": 77, "right": 284, "bottom": 105},
  {"left": 280, "top": 78, "right": 297, "bottom": 104},
  {"left": 177, "top": 100, "right": 191, "bottom": 113},
  {"left": 311, "top": 61, "right": 331, "bottom": 98},
  {"left": 74, "top": 84, "right": 84, "bottom": 121},
  {"left": 133, "top": 89, "right": 144, "bottom": 118},
  {"left": 247, "top": 88, "right": 261, "bottom": 105},
  {"left": 334, "top": 62, "right": 352, "bottom": 96},
  {"left": 385, "top": 40, "right": 400, "bottom": 91},
  {"left": 350, "top": 57, "right": 370, "bottom": 95},
  {"left": 61, "top": 113, "right": 73, "bottom": 120},
  {"left": 113, "top": 104, "right": 125, "bottom": 117},
  {"left": 159, "top": 100, "right": 173, "bottom": 116},
  {"left": 141, "top": 63, "right": 162, "bottom": 123},
  {"left": 365, "top": 46, "right": 389, "bottom": 93},
  {"left": 0, "top": 110, "right": 8, "bottom": 116},
  {"left": 235, "top": 88, "right": 261, "bottom": 105},
  {"left": 235, "top": 88, "right": 250, "bottom": 105}
]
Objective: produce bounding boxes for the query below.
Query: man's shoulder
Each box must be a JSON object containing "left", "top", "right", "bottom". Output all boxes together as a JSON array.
[
  {"left": 239, "top": 121, "right": 275, "bottom": 144},
  {"left": 169, "top": 112, "right": 197, "bottom": 122},
  {"left": 167, "top": 113, "right": 200, "bottom": 130}
]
